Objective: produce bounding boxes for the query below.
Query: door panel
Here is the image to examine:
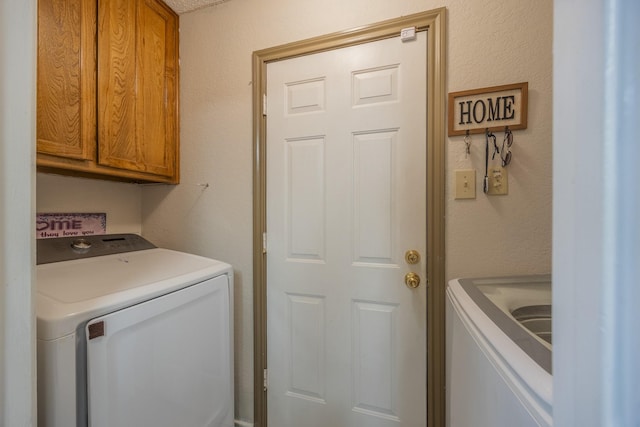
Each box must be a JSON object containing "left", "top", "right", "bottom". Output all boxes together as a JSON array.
[
  {"left": 267, "top": 33, "right": 427, "bottom": 427},
  {"left": 85, "top": 276, "right": 232, "bottom": 427}
]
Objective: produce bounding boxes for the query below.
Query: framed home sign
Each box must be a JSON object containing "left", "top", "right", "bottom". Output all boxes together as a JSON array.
[{"left": 448, "top": 82, "right": 528, "bottom": 136}]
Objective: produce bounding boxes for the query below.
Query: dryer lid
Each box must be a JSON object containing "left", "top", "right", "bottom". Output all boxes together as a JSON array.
[{"left": 37, "top": 244, "right": 232, "bottom": 341}]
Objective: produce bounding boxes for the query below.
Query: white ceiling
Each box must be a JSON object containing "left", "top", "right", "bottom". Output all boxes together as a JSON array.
[{"left": 163, "top": 0, "right": 227, "bottom": 14}]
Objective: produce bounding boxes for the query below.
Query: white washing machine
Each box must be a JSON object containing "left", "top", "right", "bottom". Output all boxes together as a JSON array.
[
  {"left": 446, "top": 276, "right": 552, "bottom": 427},
  {"left": 36, "top": 234, "right": 234, "bottom": 427}
]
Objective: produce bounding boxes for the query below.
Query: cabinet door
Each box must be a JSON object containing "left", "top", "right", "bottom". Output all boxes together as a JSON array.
[
  {"left": 97, "top": 0, "right": 178, "bottom": 180},
  {"left": 37, "top": 0, "right": 96, "bottom": 161}
]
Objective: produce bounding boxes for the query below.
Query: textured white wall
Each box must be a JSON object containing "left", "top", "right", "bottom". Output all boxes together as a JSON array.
[
  {"left": 37, "top": 174, "right": 142, "bottom": 234},
  {"left": 1, "top": 0, "right": 37, "bottom": 424},
  {"left": 141, "top": 0, "right": 553, "bottom": 423},
  {"left": 446, "top": 2, "right": 553, "bottom": 279}
]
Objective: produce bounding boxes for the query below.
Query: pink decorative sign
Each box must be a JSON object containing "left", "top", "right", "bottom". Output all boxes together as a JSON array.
[{"left": 36, "top": 213, "right": 107, "bottom": 239}]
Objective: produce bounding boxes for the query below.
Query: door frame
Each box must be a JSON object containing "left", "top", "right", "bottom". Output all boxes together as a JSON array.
[{"left": 252, "top": 8, "right": 447, "bottom": 427}]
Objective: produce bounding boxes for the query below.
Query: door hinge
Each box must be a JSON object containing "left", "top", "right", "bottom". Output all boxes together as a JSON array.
[
  {"left": 263, "top": 94, "right": 267, "bottom": 116},
  {"left": 262, "top": 232, "right": 267, "bottom": 254},
  {"left": 263, "top": 368, "right": 268, "bottom": 391}
]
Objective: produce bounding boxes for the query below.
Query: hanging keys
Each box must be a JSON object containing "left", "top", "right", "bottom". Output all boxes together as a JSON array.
[{"left": 464, "top": 131, "right": 472, "bottom": 158}]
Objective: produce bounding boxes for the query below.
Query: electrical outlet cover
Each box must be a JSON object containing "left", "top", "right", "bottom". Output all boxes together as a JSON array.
[{"left": 487, "top": 166, "right": 508, "bottom": 195}]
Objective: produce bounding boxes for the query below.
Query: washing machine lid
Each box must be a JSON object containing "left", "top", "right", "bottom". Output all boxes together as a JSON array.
[{"left": 37, "top": 243, "right": 232, "bottom": 341}]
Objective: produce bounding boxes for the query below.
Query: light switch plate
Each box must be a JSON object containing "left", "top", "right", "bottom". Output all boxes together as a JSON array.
[
  {"left": 455, "top": 169, "right": 476, "bottom": 199},
  {"left": 487, "top": 166, "right": 508, "bottom": 195}
]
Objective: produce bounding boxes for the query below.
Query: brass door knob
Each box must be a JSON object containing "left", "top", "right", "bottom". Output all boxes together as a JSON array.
[
  {"left": 405, "top": 250, "right": 421, "bottom": 264},
  {"left": 404, "top": 272, "right": 421, "bottom": 289}
]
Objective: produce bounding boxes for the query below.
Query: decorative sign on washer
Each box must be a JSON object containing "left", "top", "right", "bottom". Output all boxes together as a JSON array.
[{"left": 36, "top": 213, "right": 107, "bottom": 239}]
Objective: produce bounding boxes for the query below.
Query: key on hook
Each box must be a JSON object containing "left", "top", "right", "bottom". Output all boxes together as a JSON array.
[{"left": 464, "top": 131, "right": 472, "bottom": 158}]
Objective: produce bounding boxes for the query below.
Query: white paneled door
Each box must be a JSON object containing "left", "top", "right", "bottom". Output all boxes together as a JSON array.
[{"left": 266, "top": 32, "right": 427, "bottom": 427}]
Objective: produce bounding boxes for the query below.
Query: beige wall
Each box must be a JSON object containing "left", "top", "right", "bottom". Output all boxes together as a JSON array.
[
  {"left": 37, "top": 174, "right": 142, "bottom": 235},
  {"left": 447, "top": 3, "right": 553, "bottom": 279},
  {"left": 140, "top": 0, "right": 553, "bottom": 423}
]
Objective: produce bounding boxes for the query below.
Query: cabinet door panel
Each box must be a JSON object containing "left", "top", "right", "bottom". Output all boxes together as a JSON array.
[
  {"left": 98, "top": 0, "right": 178, "bottom": 179},
  {"left": 37, "top": 0, "right": 96, "bottom": 160},
  {"left": 97, "top": 0, "right": 138, "bottom": 170},
  {"left": 137, "top": 0, "right": 178, "bottom": 176}
]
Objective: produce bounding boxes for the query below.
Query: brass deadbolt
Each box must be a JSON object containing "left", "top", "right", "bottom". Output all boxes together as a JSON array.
[{"left": 405, "top": 250, "right": 421, "bottom": 265}]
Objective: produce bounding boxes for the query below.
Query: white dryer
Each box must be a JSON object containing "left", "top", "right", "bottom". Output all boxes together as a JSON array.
[{"left": 36, "top": 234, "right": 234, "bottom": 427}]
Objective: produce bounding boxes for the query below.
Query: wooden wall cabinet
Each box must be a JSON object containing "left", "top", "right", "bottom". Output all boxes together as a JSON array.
[{"left": 37, "top": 0, "right": 179, "bottom": 184}]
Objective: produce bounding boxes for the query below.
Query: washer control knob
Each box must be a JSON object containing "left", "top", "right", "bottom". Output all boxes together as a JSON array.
[{"left": 71, "top": 238, "right": 91, "bottom": 252}]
